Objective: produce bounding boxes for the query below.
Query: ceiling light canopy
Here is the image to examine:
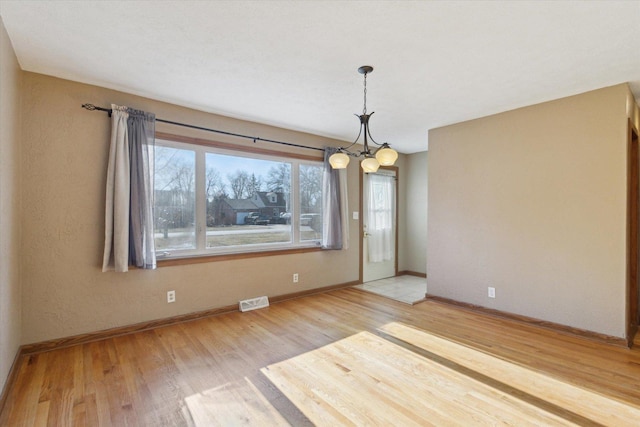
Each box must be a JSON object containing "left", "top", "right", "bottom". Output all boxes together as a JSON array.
[{"left": 329, "top": 66, "right": 398, "bottom": 172}]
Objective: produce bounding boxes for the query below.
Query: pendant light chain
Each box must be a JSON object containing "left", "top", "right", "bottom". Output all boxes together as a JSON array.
[{"left": 363, "top": 72, "right": 368, "bottom": 115}]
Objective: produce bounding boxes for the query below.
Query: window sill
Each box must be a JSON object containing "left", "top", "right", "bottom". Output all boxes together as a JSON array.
[{"left": 157, "top": 246, "right": 323, "bottom": 267}]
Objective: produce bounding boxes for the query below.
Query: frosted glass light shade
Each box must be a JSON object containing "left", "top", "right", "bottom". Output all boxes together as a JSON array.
[
  {"left": 329, "top": 152, "right": 350, "bottom": 169},
  {"left": 375, "top": 147, "right": 398, "bottom": 166},
  {"left": 361, "top": 157, "right": 380, "bottom": 173}
]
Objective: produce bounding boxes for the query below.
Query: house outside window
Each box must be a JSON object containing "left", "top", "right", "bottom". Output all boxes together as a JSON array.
[{"left": 154, "top": 137, "right": 323, "bottom": 258}]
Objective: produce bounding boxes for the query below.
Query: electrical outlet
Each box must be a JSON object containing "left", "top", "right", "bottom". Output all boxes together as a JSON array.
[
  {"left": 488, "top": 287, "right": 496, "bottom": 298},
  {"left": 167, "top": 290, "right": 176, "bottom": 303},
  {"left": 293, "top": 273, "right": 299, "bottom": 283}
]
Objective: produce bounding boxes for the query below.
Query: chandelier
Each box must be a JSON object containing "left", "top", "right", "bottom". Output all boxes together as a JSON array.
[{"left": 329, "top": 66, "right": 398, "bottom": 173}]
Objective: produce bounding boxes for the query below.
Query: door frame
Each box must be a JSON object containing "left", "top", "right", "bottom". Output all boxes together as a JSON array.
[
  {"left": 359, "top": 166, "right": 399, "bottom": 283},
  {"left": 628, "top": 119, "right": 640, "bottom": 346}
]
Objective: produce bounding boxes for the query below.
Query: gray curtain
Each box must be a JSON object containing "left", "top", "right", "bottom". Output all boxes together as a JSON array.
[
  {"left": 102, "top": 105, "right": 156, "bottom": 272},
  {"left": 322, "top": 147, "right": 343, "bottom": 249},
  {"left": 128, "top": 108, "right": 156, "bottom": 269}
]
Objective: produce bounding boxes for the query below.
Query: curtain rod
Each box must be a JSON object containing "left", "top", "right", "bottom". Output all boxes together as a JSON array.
[{"left": 81, "top": 103, "right": 325, "bottom": 152}]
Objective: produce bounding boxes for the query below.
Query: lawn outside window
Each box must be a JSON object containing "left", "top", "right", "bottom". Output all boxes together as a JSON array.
[{"left": 154, "top": 136, "right": 324, "bottom": 259}]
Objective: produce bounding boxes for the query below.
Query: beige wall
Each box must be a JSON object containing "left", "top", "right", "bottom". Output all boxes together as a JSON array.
[
  {"left": 19, "top": 72, "right": 369, "bottom": 344},
  {"left": 428, "top": 84, "right": 632, "bottom": 338},
  {"left": 394, "top": 155, "right": 408, "bottom": 273},
  {"left": 0, "top": 17, "right": 22, "bottom": 393},
  {"left": 402, "top": 151, "right": 428, "bottom": 274}
]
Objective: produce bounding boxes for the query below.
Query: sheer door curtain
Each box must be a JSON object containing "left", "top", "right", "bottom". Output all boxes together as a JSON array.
[
  {"left": 102, "top": 105, "right": 156, "bottom": 272},
  {"left": 367, "top": 173, "right": 395, "bottom": 262}
]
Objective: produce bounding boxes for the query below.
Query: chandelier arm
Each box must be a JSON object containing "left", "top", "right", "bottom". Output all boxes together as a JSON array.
[
  {"left": 364, "top": 112, "right": 386, "bottom": 147},
  {"left": 349, "top": 116, "right": 364, "bottom": 146},
  {"left": 335, "top": 117, "right": 364, "bottom": 155},
  {"left": 343, "top": 150, "right": 363, "bottom": 158}
]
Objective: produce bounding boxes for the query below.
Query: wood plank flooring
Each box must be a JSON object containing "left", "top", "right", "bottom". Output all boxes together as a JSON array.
[
  {"left": 263, "top": 331, "right": 581, "bottom": 426},
  {"left": 1, "top": 287, "right": 640, "bottom": 426}
]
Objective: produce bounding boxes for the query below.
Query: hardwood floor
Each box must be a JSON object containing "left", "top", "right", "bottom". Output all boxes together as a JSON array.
[{"left": 2, "top": 288, "right": 640, "bottom": 426}]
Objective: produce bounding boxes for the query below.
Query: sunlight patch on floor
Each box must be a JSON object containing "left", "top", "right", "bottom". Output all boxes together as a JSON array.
[
  {"left": 261, "top": 323, "right": 640, "bottom": 426},
  {"left": 184, "top": 377, "right": 289, "bottom": 426},
  {"left": 379, "top": 322, "right": 640, "bottom": 426},
  {"left": 263, "top": 331, "right": 578, "bottom": 426}
]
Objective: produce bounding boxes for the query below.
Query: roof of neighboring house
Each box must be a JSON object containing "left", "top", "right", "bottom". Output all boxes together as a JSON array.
[
  {"left": 224, "top": 199, "right": 258, "bottom": 210},
  {"left": 253, "top": 191, "right": 286, "bottom": 207},
  {"left": 222, "top": 192, "right": 285, "bottom": 211}
]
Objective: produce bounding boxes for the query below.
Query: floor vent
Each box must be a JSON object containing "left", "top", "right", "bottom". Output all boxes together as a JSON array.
[{"left": 239, "top": 296, "right": 270, "bottom": 312}]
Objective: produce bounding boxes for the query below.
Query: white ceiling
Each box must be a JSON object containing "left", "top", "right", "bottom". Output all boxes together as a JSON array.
[{"left": 1, "top": 1, "right": 639, "bottom": 154}]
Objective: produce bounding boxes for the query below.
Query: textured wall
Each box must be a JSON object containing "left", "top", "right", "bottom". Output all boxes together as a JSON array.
[
  {"left": 19, "top": 73, "right": 373, "bottom": 344},
  {"left": 394, "top": 156, "right": 407, "bottom": 273},
  {"left": 0, "top": 17, "right": 22, "bottom": 393},
  {"left": 404, "top": 151, "right": 428, "bottom": 274},
  {"left": 428, "top": 84, "right": 631, "bottom": 338}
]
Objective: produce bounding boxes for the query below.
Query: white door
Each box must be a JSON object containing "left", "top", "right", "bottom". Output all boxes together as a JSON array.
[{"left": 363, "top": 170, "right": 397, "bottom": 283}]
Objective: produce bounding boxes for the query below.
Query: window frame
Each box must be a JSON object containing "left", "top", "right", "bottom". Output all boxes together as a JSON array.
[{"left": 153, "top": 132, "right": 324, "bottom": 263}]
